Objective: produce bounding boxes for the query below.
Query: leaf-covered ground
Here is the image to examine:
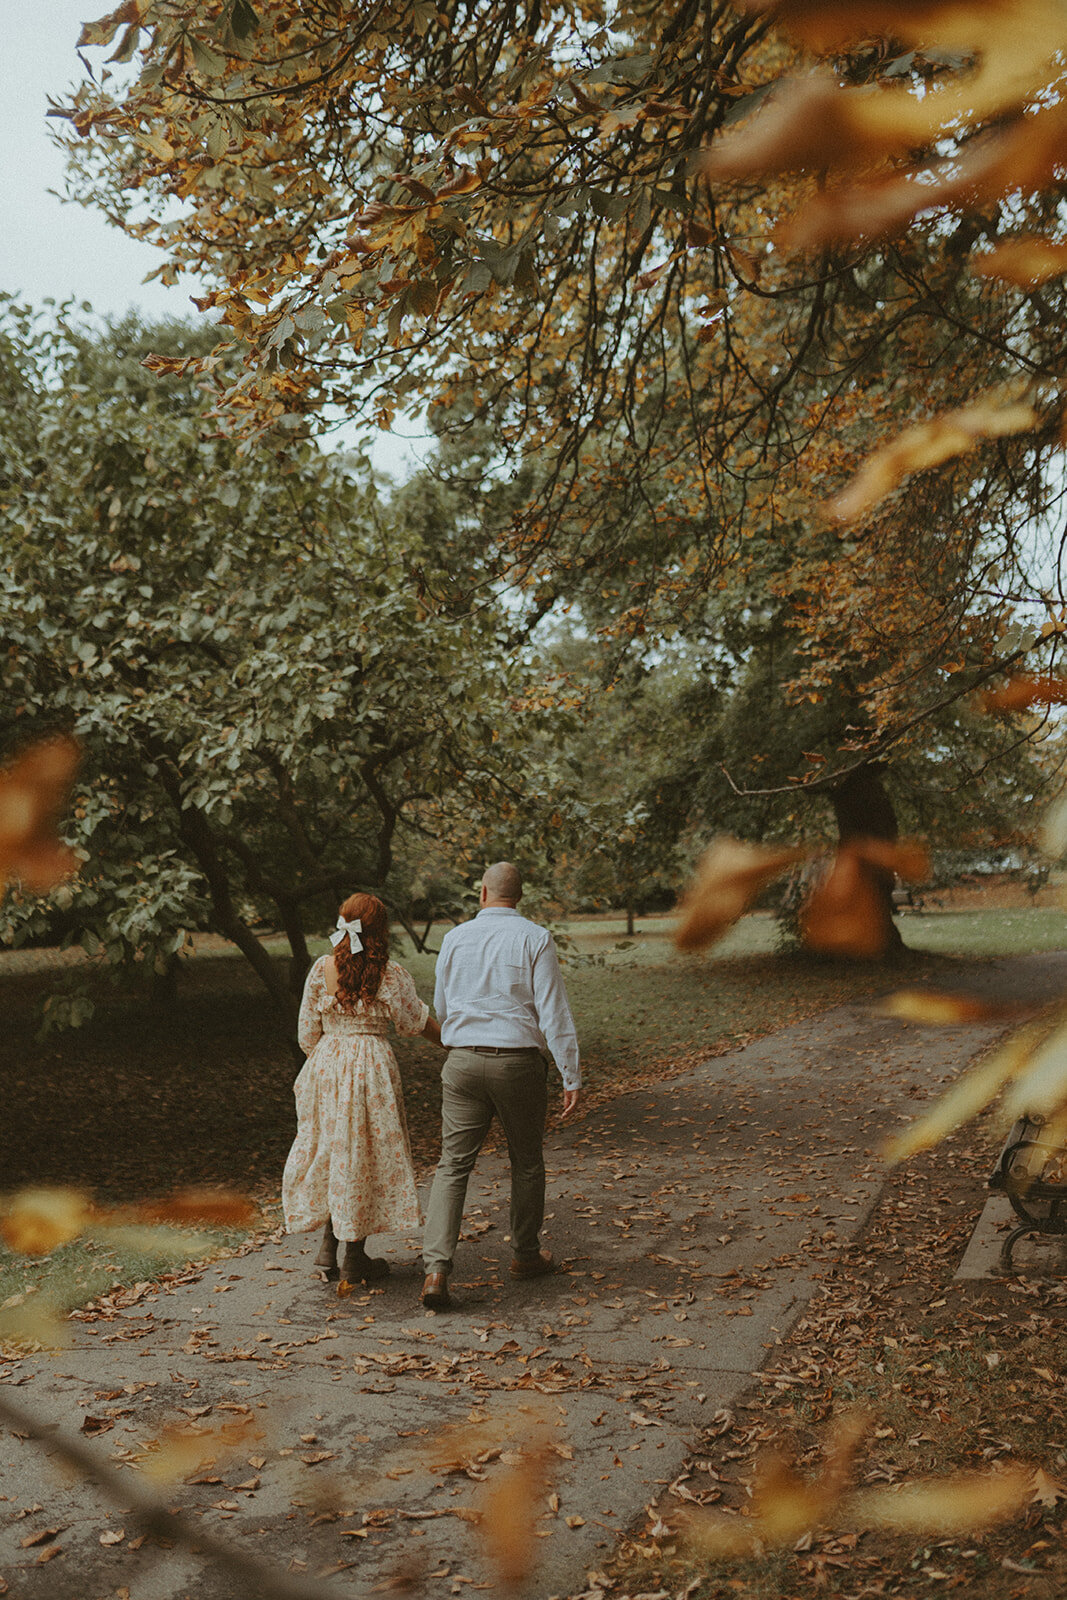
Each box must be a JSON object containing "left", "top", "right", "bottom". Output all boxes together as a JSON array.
[{"left": 608, "top": 1112, "right": 1067, "bottom": 1600}]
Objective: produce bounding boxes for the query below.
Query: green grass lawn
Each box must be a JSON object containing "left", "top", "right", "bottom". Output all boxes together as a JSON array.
[
  {"left": 900, "top": 906, "right": 1067, "bottom": 956},
  {"left": 0, "top": 1222, "right": 250, "bottom": 1346}
]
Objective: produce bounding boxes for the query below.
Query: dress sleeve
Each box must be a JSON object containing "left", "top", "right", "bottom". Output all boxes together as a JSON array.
[
  {"left": 384, "top": 962, "right": 430, "bottom": 1037},
  {"left": 297, "top": 958, "right": 327, "bottom": 1055}
]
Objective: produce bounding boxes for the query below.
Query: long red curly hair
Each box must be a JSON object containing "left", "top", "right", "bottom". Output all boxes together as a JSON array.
[{"left": 332, "top": 893, "right": 389, "bottom": 1009}]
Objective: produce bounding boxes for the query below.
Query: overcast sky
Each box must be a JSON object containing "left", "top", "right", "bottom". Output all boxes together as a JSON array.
[{"left": 0, "top": 4, "right": 423, "bottom": 475}]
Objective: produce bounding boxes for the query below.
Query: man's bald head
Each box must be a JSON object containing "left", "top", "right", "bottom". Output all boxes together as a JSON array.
[{"left": 481, "top": 861, "right": 522, "bottom": 905}]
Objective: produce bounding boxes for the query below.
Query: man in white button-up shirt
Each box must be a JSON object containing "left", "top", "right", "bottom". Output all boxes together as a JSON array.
[{"left": 421, "top": 862, "right": 580, "bottom": 1309}]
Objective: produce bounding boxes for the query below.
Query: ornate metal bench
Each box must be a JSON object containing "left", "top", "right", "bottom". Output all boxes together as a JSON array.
[{"left": 989, "top": 1113, "right": 1067, "bottom": 1270}]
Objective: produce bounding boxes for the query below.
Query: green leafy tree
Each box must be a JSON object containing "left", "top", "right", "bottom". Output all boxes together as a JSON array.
[{"left": 0, "top": 304, "right": 539, "bottom": 1020}]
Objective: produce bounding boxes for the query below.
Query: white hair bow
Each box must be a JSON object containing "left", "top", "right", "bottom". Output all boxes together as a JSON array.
[{"left": 330, "top": 916, "right": 363, "bottom": 954}]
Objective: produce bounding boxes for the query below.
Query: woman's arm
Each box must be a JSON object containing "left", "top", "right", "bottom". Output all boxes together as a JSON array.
[
  {"left": 297, "top": 960, "right": 326, "bottom": 1055},
  {"left": 422, "top": 1013, "right": 443, "bottom": 1048}
]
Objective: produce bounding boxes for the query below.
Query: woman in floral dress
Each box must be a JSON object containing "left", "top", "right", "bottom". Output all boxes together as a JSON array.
[{"left": 282, "top": 892, "right": 442, "bottom": 1284}]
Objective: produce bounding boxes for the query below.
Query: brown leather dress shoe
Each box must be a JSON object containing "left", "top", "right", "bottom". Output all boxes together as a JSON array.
[
  {"left": 421, "top": 1271, "right": 451, "bottom": 1310},
  {"left": 510, "top": 1249, "right": 555, "bottom": 1280}
]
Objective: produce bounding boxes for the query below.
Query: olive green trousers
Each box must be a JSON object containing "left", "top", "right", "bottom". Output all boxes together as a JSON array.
[{"left": 422, "top": 1047, "right": 548, "bottom": 1275}]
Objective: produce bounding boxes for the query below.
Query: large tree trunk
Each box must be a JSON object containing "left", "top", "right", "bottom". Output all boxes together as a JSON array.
[
  {"left": 276, "top": 896, "right": 312, "bottom": 998},
  {"left": 829, "top": 763, "right": 904, "bottom": 957}
]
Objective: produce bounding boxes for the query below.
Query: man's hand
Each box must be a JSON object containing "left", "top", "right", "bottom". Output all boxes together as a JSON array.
[{"left": 560, "top": 1088, "right": 580, "bottom": 1120}]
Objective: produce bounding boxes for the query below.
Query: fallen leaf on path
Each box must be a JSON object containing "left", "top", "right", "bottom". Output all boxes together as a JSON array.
[
  {"left": 20, "top": 1528, "right": 64, "bottom": 1549},
  {"left": 1029, "top": 1467, "right": 1067, "bottom": 1508}
]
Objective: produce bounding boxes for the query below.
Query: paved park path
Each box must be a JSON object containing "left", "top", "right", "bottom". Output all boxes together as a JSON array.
[{"left": 2, "top": 951, "right": 1066, "bottom": 1600}]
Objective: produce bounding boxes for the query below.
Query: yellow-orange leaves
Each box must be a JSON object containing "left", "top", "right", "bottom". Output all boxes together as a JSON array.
[
  {"left": 827, "top": 400, "right": 1037, "bottom": 523},
  {"left": 801, "top": 840, "right": 929, "bottom": 959},
  {"left": 981, "top": 674, "right": 1067, "bottom": 711},
  {"left": 674, "top": 837, "right": 807, "bottom": 952},
  {"left": 973, "top": 238, "right": 1067, "bottom": 287},
  {"left": 0, "top": 1188, "right": 91, "bottom": 1256},
  {"left": 0, "top": 737, "right": 80, "bottom": 894}
]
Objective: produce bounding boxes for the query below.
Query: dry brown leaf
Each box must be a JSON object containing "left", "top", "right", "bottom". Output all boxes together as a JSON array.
[
  {"left": 81, "top": 1415, "right": 114, "bottom": 1436},
  {"left": 781, "top": 98, "right": 1067, "bottom": 252},
  {"left": 799, "top": 850, "right": 890, "bottom": 960},
  {"left": 827, "top": 401, "right": 1037, "bottom": 523},
  {"left": 700, "top": 76, "right": 912, "bottom": 181},
  {"left": 0, "top": 736, "right": 80, "bottom": 894},
  {"left": 682, "top": 1414, "right": 870, "bottom": 1554},
  {"left": 476, "top": 1445, "right": 553, "bottom": 1586},
  {"left": 19, "top": 1528, "right": 63, "bottom": 1549},
  {"left": 1041, "top": 792, "right": 1067, "bottom": 857},
  {"left": 139, "top": 1417, "right": 261, "bottom": 1484},
  {"left": 848, "top": 1465, "right": 1031, "bottom": 1533},
  {"left": 0, "top": 1187, "right": 90, "bottom": 1255},
  {"left": 1003, "top": 1013, "right": 1067, "bottom": 1121},
  {"left": 137, "top": 1186, "right": 256, "bottom": 1228},
  {"left": 674, "top": 837, "right": 807, "bottom": 952},
  {"left": 875, "top": 989, "right": 1012, "bottom": 1025},
  {"left": 972, "top": 237, "right": 1067, "bottom": 286},
  {"left": 0, "top": 1298, "right": 69, "bottom": 1353},
  {"left": 736, "top": 0, "right": 1040, "bottom": 54},
  {"left": 981, "top": 674, "right": 1067, "bottom": 712},
  {"left": 854, "top": 838, "right": 930, "bottom": 881},
  {"left": 1029, "top": 1467, "right": 1067, "bottom": 1507},
  {"left": 799, "top": 837, "right": 927, "bottom": 956},
  {"left": 882, "top": 1020, "right": 1048, "bottom": 1162}
]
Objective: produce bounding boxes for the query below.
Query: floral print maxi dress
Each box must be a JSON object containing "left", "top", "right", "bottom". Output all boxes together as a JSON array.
[{"left": 282, "top": 956, "right": 429, "bottom": 1242}]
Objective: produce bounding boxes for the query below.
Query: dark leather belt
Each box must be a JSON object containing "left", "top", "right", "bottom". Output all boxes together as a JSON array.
[{"left": 455, "top": 1045, "right": 539, "bottom": 1055}]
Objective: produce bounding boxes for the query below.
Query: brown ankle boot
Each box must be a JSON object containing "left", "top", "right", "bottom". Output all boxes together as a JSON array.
[
  {"left": 340, "top": 1240, "right": 390, "bottom": 1283},
  {"left": 314, "top": 1221, "right": 339, "bottom": 1280}
]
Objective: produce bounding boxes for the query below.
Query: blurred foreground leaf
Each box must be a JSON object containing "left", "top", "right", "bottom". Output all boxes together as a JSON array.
[{"left": 674, "top": 838, "right": 807, "bottom": 952}]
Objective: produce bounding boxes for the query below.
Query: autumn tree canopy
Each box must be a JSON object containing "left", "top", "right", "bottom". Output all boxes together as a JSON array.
[{"left": 59, "top": 2, "right": 1067, "bottom": 658}]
